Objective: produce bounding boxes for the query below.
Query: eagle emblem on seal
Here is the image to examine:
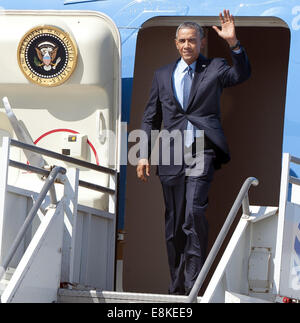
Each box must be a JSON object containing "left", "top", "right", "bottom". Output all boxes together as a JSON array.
[
  {"left": 34, "top": 41, "right": 61, "bottom": 71},
  {"left": 18, "top": 25, "right": 77, "bottom": 86}
]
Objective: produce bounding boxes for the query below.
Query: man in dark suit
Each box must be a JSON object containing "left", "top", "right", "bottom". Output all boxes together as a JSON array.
[{"left": 137, "top": 10, "right": 251, "bottom": 295}]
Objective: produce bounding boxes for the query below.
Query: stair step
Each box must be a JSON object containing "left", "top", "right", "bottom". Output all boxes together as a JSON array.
[
  {"left": 0, "top": 279, "right": 9, "bottom": 295},
  {"left": 58, "top": 288, "right": 202, "bottom": 303},
  {"left": 225, "top": 291, "right": 273, "bottom": 303},
  {"left": 3, "top": 267, "right": 15, "bottom": 281},
  {"left": 0, "top": 267, "right": 16, "bottom": 296}
]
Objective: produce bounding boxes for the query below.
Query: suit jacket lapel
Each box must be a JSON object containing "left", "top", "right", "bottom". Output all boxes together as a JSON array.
[{"left": 186, "top": 55, "right": 208, "bottom": 112}]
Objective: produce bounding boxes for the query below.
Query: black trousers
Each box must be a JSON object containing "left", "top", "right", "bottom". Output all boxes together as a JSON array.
[{"left": 159, "top": 146, "right": 216, "bottom": 295}]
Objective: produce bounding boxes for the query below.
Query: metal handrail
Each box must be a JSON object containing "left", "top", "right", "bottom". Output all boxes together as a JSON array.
[
  {"left": 186, "top": 177, "right": 259, "bottom": 303},
  {"left": 9, "top": 159, "right": 115, "bottom": 195},
  {"left": 289, "top": 176, "right": 300, "bottom": 186},
  {"left": 291, "top": 155, "right": 300, "bottom": 165},
  {"left": 10, "top": 138, "right": 116, "bottom": 175},
  {"left": 9, "top": 138, "right": 118, "bottom": 194},
  {"left": 289, "top": 154, "right": 300, "bottom": 186},
  {"left": 0, "top": 166, "right": 66, "bottom": 282}
]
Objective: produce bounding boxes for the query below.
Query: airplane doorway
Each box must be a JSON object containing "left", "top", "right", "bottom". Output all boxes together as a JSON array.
[{"left": 124, "top": 16, "right": 290, "bottom": 294}]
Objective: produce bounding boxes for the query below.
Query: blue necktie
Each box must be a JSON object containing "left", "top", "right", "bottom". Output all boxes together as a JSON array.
[{"left": 183, "top": 66, "right": 194, "bottom": 147}]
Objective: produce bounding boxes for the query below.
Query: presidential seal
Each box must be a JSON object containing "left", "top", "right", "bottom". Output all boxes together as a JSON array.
[{"left": 18, "top": 25, "right": 78, "bottom": 87}]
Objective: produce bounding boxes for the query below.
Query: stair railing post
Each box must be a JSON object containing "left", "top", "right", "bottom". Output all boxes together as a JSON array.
[{"left": 186, "top": 177, "right": 259, "bottom": 303}]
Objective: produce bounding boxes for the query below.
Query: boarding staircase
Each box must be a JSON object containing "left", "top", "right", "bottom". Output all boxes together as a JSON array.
[
  {"left": 0, "top": 136, "right": 118, "bottom": 303},
  {"left": 0, "top": 135, "right": 300, "bottom": 302}
]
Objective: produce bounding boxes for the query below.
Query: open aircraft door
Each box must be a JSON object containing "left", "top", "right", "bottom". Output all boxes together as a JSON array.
[{"left": 0, "top": 10, "right": 121, "bottom": 291}]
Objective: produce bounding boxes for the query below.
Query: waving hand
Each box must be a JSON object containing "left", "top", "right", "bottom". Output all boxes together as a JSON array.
[{"left": 212, "top": 9, "right": 238, "bottom": 48}]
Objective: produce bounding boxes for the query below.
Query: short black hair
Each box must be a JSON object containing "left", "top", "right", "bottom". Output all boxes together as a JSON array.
[{"left": 175, "top": 22, "right": 204, "bottom": 39}]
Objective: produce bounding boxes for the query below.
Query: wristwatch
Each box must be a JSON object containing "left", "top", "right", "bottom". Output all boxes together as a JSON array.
[{"left": 230, "top": 40, "right": 240, "bottom": 50}]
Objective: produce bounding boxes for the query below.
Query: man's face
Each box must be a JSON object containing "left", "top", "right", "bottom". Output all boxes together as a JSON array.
[{"left": 175, "top": 27, "right": 202, "bottom": 65}]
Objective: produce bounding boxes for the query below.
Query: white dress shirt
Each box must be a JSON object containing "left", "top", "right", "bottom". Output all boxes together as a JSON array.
[{"left": 172, "top": 58, "right": 198, "bottom": 144}]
